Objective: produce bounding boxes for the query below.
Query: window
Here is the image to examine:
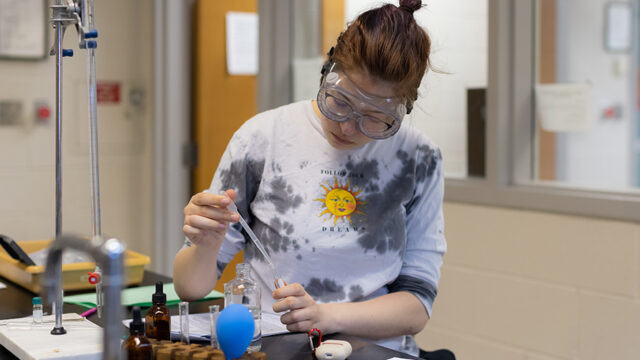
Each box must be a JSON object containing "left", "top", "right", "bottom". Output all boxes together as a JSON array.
[
  {"left": 445, "top": 0, "right": 640, "bottom": 222},
  {"left": 530, "top": 0, "right": 640, "bottom": 192}
]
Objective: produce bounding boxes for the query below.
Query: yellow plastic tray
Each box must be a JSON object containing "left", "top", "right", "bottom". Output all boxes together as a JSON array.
[{"left": 0, "top": 239, "right": 150, "bottom": 293}]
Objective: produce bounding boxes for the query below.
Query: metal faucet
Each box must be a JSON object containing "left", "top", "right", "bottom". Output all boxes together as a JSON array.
[{"left": 43, "top": 234, "right": 125, "bottom": 360}]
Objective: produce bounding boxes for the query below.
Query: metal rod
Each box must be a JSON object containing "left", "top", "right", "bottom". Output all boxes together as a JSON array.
[
  {"left": 53, "top": 16, "right": 64, "bottom": 334},
  {"left": 55, "top": 21, "right": 63, "bottom": 238}
]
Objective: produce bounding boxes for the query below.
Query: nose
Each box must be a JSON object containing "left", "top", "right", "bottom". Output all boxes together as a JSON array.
[{"left": 339, "top": 116, "right": 357, "bottom": 136}]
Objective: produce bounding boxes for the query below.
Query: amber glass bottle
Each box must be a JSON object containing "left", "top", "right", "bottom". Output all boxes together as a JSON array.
[
  {"left": 145, "top": 281, "right": 171, "bottom": 340},
  {"left": 122, "top": 306, "right": 152, "bottom": 360}
]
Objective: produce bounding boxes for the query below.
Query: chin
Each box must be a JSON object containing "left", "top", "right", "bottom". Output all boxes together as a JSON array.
[
  {"left": 328, "top": 138, "right": 358, "bottom": 150},
  {"left": 328, "top": 133, "right": 367, "bottom": 150}
]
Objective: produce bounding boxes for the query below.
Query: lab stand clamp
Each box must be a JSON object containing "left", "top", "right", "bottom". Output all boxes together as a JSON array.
[{"left": 49, "top": 0, "right": 99, "bottom": 57}]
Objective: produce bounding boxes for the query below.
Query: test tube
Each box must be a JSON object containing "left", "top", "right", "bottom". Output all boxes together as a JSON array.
[
  {"left": 179, "top": 301, "right": 190, "bottom": 344},
  {"left": 209, "top": 305, "right": 220, "bottom": 349}
]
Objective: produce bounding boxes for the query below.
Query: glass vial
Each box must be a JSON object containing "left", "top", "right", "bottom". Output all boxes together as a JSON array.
[
  {"left": 32, "top": 297, "right": 43, "bottom": 324},
  {"left": 209, "top": 305, "right": 220, "bottom": 349},
  {"left": 179, "top": 301, "right": 190, "bottom": 344},
  {"left": 122, "top": 306, "right": 152, "bottom": 360},
  {"left": 145, "top": 281, "right": 171, "bottom": 340},
  {"left": 224, "top": 262, "right": 261, "bottom": 352}
]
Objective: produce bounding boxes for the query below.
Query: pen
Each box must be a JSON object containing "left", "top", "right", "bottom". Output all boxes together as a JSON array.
[{"left": 80, "top": 307, "right": 97, "bottom": 318}]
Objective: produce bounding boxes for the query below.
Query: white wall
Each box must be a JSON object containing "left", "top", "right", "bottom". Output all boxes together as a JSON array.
[
  {"left": 417, "top": 202, "right": 640, "bottom": 360},
  {"left": 0, "top": 0, "right": 154, "bottom": 257},
  {"left": 346, "top": 0, "right": 489, "bottom": 178}
]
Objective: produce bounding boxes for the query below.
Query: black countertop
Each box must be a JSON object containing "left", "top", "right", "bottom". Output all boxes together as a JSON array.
[{"left": 0, "top": 271, "right": 418, "bottom": 359}]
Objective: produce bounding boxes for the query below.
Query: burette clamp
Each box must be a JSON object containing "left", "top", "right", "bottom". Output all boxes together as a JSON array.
[{"left": 49, "top": 1, "right": 99, "bottom": 52}]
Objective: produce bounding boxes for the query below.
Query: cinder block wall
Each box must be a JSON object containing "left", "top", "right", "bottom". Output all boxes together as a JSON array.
[
  {"left": 0, "top": 0, "right": 154, "bottom": 257},
  {"left": 416, "top": 202, "right": 640, "bottom": 360}
]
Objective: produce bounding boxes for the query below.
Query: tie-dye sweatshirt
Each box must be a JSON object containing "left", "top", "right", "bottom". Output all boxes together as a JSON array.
[{"left": 200, "top": 100, "right": 445, "bottom": 350}]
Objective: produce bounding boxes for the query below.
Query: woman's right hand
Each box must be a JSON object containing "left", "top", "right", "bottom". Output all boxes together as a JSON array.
[{"left": 183, "top": 189, "right": 239, "bottom": 248}]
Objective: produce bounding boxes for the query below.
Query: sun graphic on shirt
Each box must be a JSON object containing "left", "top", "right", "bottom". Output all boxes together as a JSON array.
[{"left": 315, "top": 177, "right": 365, "bottom": 225}]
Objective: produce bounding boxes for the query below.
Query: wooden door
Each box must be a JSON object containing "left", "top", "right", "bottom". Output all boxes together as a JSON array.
[
  {"left": 538, "top": 0, "right": 556, "bottom": 180},
  {"left": 193, "top": 0, "right": 257, "bottom": 291}
]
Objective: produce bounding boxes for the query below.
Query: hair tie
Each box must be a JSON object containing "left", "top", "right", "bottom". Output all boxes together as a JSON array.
[{"left": 398, "top": 0, "right": 423, "bottom": 15}]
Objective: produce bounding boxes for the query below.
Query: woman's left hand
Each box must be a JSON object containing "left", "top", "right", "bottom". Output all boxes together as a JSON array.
[{"left": 272, "top": 283, "right": 336, "bottom": 334}]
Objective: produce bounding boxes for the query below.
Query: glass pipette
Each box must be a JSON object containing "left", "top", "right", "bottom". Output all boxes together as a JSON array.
[{"left": 212, "top": 191, "right": 285, "bottom": 289}]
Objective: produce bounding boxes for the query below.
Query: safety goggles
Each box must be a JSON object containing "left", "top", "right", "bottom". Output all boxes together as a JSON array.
[{"left": 317, "top": 63, "right": 407, "bottom": 139}]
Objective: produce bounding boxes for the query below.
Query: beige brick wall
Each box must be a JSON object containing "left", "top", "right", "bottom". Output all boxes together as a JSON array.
[{"left": 416, "top": 202, "right": 640, "bottom": 360}]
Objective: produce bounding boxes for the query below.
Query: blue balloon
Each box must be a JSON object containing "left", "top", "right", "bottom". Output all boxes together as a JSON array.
[{"left": 216, "top": 304, "right": 255, "bottom": 360}]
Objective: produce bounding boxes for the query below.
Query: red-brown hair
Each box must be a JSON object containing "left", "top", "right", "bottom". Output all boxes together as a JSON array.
[{"left": 332, "top": 0, "right": 430, "bottom": 111}]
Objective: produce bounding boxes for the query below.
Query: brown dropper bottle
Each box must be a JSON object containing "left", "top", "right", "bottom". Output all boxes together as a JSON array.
[
  {"left": 122, "top": 306, "right": 152, "bottom": 360},
  {"left": 145, "top": 281, "right": 171, "bottom": 340}
]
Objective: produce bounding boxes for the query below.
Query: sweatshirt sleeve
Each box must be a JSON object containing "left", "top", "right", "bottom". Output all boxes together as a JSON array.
[{"left": 387, "top": 145, "right": 446, "bottom": 317}]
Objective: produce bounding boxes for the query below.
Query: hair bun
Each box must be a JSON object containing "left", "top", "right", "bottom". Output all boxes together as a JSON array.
[{"left": 398, "top": 0, "right": 423, "bottom": 15}]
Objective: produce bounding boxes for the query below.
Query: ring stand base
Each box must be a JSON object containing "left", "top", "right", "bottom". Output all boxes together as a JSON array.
[{"left": 51, "top": 326, "right": 67, "bottom": 335}]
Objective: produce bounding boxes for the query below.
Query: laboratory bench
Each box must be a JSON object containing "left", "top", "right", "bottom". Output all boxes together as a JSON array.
[{"left": 0, "top": 270, "right": 419, "bottom": 360}]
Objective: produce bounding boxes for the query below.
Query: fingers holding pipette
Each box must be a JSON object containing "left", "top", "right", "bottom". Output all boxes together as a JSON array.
[
  {"left": 183, "top": 189, "right": 240, "bottom": 247},
  {"left": 272, "top": 282, "right": 336, "bottom": 334}
]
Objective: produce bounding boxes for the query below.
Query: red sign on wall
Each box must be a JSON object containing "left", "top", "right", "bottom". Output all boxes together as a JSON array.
[{"left": 96, "top": 82, "right": 120, "bottom": 104}]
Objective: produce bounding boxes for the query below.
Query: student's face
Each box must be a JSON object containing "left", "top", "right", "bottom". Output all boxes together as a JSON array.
[{"left": 315, "top": 68, "right": 399, "bottom": 151}]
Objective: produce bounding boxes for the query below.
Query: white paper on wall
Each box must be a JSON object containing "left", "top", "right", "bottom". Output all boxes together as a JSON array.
[
  {"left": 225, "top": 12, "right": 259, "bottom": 75},
  {"left": 0, "top": 0, "right": 46, "bottom": 58},
  {"left": 606, "top": 3, "right": 632, "bottom": 52},
  {"left": 534, "top": 83, "right": 591, "bottom": 132}
]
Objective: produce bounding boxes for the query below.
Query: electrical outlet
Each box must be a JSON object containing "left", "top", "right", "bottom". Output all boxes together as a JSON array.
[{"left": 0, "top": 100, "right": 24, "bottom": 126}]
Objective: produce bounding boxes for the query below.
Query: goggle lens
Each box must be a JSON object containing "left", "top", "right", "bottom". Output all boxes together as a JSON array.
[{"left": 324, "top": 91, "right": 353, "bottom": 118}]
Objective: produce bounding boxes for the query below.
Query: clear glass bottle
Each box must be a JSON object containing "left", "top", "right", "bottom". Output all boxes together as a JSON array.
[
  {"left": 224, "top": 262, "right": 261, "bottom": 352},
  {"left": 32, "top": 297, "right": 43, "bottom": 324}
]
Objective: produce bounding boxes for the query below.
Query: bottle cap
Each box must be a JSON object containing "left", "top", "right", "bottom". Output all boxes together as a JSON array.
[
  {"left": 130, "top": 306, "right": 145, "bottom": 334},
  {"left": 236, "top": 262, "right": 251, "bottom": 276},
  {"left": 32, "top": 297, "right": 42, "bottom": 305},
  {"left": 152, "top": 281, "right": 167, "bottom": 304}
]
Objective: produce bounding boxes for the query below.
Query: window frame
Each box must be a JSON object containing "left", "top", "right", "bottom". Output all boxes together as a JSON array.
[{"left": 444, "top": 0, "right": 640, "bottom": 223}]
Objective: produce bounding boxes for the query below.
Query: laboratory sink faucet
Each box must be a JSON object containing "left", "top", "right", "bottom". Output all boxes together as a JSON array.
[{"left": 43, "top": 234, "right": 125, "bottom": 360}]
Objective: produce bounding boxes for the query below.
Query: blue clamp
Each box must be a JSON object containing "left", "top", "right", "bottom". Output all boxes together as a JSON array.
[
  {"left": 62, "top": 49, "right": 73, "bottom": 57},
  {"left": 85, "top": 30, "right": 98, "bottom": 39},
  {"left": 87, "top": 41, "right": 97, "bottom": 49}
]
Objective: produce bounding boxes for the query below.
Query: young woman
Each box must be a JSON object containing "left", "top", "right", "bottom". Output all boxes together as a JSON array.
[{"left": 174, "top": 0, "right": 446, "bottom": 355}]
